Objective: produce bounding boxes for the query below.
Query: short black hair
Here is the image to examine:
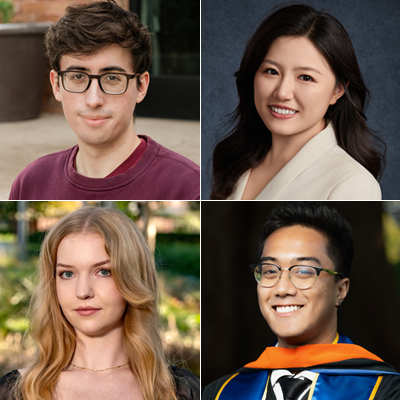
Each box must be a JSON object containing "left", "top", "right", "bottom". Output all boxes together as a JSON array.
[{"left": 257, "top": 202, "right": 353, "bottom": 278}]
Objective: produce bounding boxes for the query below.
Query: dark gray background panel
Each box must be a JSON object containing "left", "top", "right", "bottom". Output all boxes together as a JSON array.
[{"left": 201, "top": 0, "right": 400, "bottom": 199}]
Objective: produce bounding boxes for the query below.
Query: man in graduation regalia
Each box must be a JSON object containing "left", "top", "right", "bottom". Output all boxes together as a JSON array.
[{"left": 202, "top": 202, "right": 400, "bottom": 400}]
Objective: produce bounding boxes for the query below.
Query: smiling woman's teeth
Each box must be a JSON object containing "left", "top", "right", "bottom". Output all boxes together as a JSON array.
[
  {"left": 276, "top": 305, "right": 301, "bottom": 314},
  {"left": 270, "top": 106, "right": 297, "bottom": 115}
]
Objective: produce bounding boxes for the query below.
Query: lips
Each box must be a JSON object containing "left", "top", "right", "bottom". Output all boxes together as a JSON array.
[
  {"left": 74, "top": 306, "right": 101, "bottom": 316},
  {"left": 80, "top": 115, "right": 110, "bottom": 126}
]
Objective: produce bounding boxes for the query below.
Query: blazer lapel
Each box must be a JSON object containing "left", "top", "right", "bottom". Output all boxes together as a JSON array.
[{"left": 256, "top": 122, "right": 338, "bottom": 199}]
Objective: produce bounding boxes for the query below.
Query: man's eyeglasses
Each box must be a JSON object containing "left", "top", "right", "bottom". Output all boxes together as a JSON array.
[
  {"left": 250, "top": 263, "right": 342, "bottom": 290},
  {"left": 57, "top": 71, "right": 139, "bottom": 95}
]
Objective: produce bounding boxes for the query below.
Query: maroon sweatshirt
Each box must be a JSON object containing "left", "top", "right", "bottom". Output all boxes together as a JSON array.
[{"left": 9, "top": 135, "right": 200, "bottom": 200}]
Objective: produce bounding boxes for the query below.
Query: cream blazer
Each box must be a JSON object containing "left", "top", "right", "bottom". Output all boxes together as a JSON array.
[{"left": 228, "top": 122, "right": 382, "bottom": 200}]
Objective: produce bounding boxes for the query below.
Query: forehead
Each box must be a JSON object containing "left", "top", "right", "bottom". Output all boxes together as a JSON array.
[
  {"left": 263, "top": 36, "right": 333, "bottom": 75},
  {"left": 262, "top": 225, "right": 330, "bottom": 261},
  {"left": 57, "top": 233, "right": 107, "bottom": 262},
  {"left": 58, "top": 44, "right": 133, "bottom": 72}
]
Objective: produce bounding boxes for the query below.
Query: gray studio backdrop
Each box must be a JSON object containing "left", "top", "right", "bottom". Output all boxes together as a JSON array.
[{"left": 201, "top": 0, "right": 400, "bottom": 199}]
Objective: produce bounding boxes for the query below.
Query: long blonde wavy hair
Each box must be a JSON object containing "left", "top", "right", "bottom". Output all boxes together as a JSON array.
[{"left": 15, "top": 206, "right": 177, "bottom": 400}]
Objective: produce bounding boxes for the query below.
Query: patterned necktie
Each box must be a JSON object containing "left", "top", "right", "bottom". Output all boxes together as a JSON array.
[{"left": 277, "top": 376, "right": 312, "bottom": 400}]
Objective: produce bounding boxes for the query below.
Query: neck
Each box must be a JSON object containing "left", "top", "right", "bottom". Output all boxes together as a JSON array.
[
  {"left": 71, "top": 325, "right": 127, "bottom": 370},
  {"left": 75, "top": 123, "right": 141, "bottom": 178},
  {"left": 277, "top": 328, "right": 338, "bottom": 349},
  {"left": 267, "top": 119, "right": 327, "bottom": 166}
]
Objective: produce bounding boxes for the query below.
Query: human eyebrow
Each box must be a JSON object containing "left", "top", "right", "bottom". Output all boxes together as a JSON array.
[
  {"left": 259, "top": 256, "right": 279, "bottom": 263},
  {"left": 63, "top": 66, "right": 128, "bottom": 73},
  {"left": 292, "top": 256, "right": 321, "bottom": 266},
  {"left": 292, "top": 66, "right": 322, "bottom": 75},
  {"left": 99, "top": 66, "right": 128, "bottom": 73},
  {"left": 261, "top": 59, "right": 322, "bottom": 75},
  {"left": 64, "top": 66, "right": 88, "bottom": 72},
  {"left": 55, "top": 260, "right": 110, "bottom": 269},
  {"left": 56, "top": 263, "right": 74, "bottom": 269},
  {"left": 93, "top": 260, "right": 111, "bottom": 267}
]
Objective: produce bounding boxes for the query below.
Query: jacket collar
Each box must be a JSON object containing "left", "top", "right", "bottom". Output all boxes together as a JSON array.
[{"left": 232, "top": 122, "right": 337, "bottom": 200}]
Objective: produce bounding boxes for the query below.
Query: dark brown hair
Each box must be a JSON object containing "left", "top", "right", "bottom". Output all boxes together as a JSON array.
[
  {"left": 44, "top": 0, "right": 152, "bottom": 79},
  {"left": 211, "top": 3, "right": 386, "bottom": 199}
]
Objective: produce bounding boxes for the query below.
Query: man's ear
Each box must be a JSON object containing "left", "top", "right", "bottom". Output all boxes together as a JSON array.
[
  {"left": 336, "top": 277, "right": 350, "bottom": 306},
  {"left": 50, "top": 70, "right": 62, "bottom": 102},
  {"left": 329, "top": 83, "right": 346, "bottom": 105},
  {"left": 136, "top": 72, "right": 150, "bottom": 104}
]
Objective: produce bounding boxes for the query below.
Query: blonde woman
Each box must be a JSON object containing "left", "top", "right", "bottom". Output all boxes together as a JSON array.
[{"left": 0, "top": 207, "right": 199, "bottom": 400}]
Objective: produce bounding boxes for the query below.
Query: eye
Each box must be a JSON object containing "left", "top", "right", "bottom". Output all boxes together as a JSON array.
[
  {"left": 70, "top": 73, "right": 85, "bottom": 81},
  {"left": 59, "top": 271, "right": 74, "bottom": 279},
  {"left": 264, "top": 68, "right": 279, "bottom": 75},
  {"left": 104, "top": 74, "right": 122, "bottom": 82},
  {"left": 97, "top": 269, "right": 112, "bottom": 277},
  {"left": 292, "top": 266, "right": 317, "bottom": 277},
  {"left": 299, "top": 75, "right": 314, "bottom": 82}
]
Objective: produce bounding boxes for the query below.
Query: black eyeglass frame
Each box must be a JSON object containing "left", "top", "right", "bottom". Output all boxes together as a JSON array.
[
  {"left": 57, "top": 71, "right": 140, "bottom": 95},
  {"left": 250, "top": 263, "right": 343, "bottom": 289}
]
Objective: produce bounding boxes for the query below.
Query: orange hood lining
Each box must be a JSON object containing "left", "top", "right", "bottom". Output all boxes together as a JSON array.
[{"left": 245, "top": 343, "right": 383, "bottom": 370}]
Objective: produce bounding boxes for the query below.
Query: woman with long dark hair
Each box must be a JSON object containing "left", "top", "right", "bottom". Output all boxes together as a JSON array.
[{"left": 210, "top": 4, "right": 385, "bottom": 200}]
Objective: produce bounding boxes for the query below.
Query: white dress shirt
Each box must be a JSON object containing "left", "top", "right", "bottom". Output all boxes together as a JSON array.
[{"left": 270, "top": 369, "right": 316, "bottom": 400}]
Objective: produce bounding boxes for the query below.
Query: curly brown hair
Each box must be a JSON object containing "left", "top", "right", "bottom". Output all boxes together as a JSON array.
[{"left": 44, "top": 0, "right": 152, "bottom": 78}]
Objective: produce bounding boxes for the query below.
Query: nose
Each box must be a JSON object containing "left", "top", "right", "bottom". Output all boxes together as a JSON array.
[
  {"left": 76, "top": 275, "right": 94, "bottom": 300},
  {"left": 85, "top": 78, "right": 104, "bottom": 108},
  {"left": 274, "top": 75, "right": 294, "bottom": 101},
  {"left": 272, "top": 269, "right": 297, "bottom": 296}
]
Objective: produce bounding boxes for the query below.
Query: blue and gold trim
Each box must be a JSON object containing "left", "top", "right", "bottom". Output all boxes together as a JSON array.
[{"left": 215, "top": 333, "right": 398, "bottom": 400}]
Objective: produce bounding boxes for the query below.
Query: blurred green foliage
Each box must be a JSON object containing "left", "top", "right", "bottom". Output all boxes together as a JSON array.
[
  {"left": 156, "top": 241, "right": 200, "bottom": 276},
  {"left": 382, "top": 211, "right": 400, "bottom": 295},
  {"left": 0, "top": 1, "right": 13, "bottom": 23},
  {"left": 0, "top": 256, "right": 36, "bottom": 337},
  {"left": 0, "top": 201, "right": 200, "bottom": 377}
]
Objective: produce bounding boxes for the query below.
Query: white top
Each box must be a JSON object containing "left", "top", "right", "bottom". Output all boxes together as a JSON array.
[{"left": 227, "top": 122, "right": 382, "bottom": 200}]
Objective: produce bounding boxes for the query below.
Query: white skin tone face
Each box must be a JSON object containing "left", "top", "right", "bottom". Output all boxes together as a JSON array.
[
  {"left": 257, "top": 225, "right": 349, "bottom": 348},
  {"left": 50, "top": 44, "right": 149, "bottom": 178},
  {"left": 53, "top": 233, "right": 144, "bottom": 400},
  {"left": 254, "top": 36, "right": 345, "bottom": 144},
  {"left": 56, "top": 233, "right": 127, "bottom": 340}
]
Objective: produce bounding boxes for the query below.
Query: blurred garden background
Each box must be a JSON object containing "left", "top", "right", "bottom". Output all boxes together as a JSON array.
[{"left": 0, "top": 201, "right": 200, "bottom": 378}]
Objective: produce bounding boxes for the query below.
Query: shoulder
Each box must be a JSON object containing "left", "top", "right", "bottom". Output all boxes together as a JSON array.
[
  {"left": 138, "top": 136, "right": 200, "bottom": 199},
  {"left": 9, "top": 147, "right": 76, "bottom": 200},
  {"left": 144, "top": 136, "right": 200, "bottom": 175},
  {"left": 310, "top": 145, "right": 382, "bottom": 200},
  {"left": 16, "top": 147, "right": 74, "bottom": 175},
  {"left": 0, "top": 370, "right": 20, "bottom": 400},
  {"left": 377, "top": 373, "right": 400, "bottom": 399},
  {"left": 202, "top": 373, "right": 240, "bottom": 400},
  {"left": 327, "top": 146, "right": 381, "bottom": 199},
  {"left": 170, "top": 366, "right": 200, "bottom": 400},
  {"left": 9, "top": 147, "right": 75, "bottom": 195}
]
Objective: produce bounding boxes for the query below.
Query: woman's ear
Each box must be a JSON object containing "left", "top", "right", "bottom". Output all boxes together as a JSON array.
[{"left": 329, "top": 83, "right": 346, "bottom": 105}]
